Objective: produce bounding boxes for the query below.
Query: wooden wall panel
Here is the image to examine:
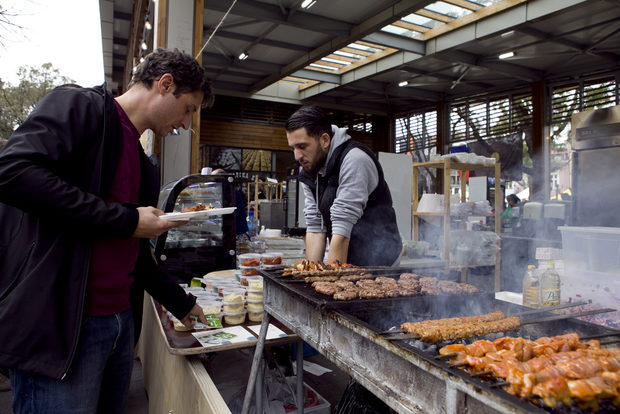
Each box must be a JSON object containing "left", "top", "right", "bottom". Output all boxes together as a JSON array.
[
  {"left": 201, "top": 119, "right": 385, "bottom": 153},
  {"left": 201, "top": 120, "right": 289, "bottom": 151}
]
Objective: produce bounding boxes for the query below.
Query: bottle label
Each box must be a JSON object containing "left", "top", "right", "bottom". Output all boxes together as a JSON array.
[{"left": 541, "top": 289, "right": 559, "bottom": 306}]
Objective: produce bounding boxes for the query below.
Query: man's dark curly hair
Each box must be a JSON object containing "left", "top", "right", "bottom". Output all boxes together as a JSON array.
[
  {"left": 285, "top": 105, "right": 333, "bottom": 139},
  {"left": 129, "top": 48, "right": 214, "bottom": 108}
]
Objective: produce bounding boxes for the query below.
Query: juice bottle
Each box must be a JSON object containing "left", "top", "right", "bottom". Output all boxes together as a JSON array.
[
  {"left": 540, "top": 261, "right": 560, "bottom": 307},
  {"left": 522, "top": 265, "right": 540, "bottom": 308}
]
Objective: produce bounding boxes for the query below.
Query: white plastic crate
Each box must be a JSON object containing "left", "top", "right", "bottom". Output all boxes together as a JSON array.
[
  {"left": 559, "top": 226, "right": 620, "bottom": 273},
  {"left": 559, "top": 226, "right": 620, "bottom": 328}
]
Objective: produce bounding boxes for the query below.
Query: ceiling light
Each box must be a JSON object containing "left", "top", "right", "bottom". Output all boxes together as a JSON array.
[
  {"left": 144, "top": 20, "right": 152, "bottom": 30},
  {"left": 501, "top": 30, "right": 514, "bottom": 38},
  {"left": 301, "top": 0, "right": 316, "bottom": 9},
  {"left": 141, "top": 41, "right": 148, "bottom": 50},
  {"left": 238, "top": 52, "right": 249, "bottom": 60},
  {"left": 398, "top": 80, "right": 408, "bottom": 87},
  {"left": 498, "top": 51, "right": 514, "bottom": 59}
]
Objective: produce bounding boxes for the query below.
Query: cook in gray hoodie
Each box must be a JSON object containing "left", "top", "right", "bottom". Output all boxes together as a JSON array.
[{"left": 286, "top": 105, "right": 402, "bottom": 266}]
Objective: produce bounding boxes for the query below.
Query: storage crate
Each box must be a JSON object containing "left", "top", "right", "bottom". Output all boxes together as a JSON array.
[
  {"left": 559, "top": 226, "right": 620, "bottom": 328},
  {"left": 559, "top": 226, "right": 620, "bottom": 273}
]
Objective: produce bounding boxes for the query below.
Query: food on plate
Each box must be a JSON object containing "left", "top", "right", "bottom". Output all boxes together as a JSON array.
[{"left": 180, "top": 202, "right": 214, "bottom": 213}]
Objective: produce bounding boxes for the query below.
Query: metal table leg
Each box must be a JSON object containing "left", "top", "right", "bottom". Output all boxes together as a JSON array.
[
  {"left": 241, "top": 312, "right": 271, "bottom": 414},
  {"left": 255, "top": 357, "right": 263, "bottom": 414},
  {"left": 296, "top": 338, "right": 304, "bottom": 414}
]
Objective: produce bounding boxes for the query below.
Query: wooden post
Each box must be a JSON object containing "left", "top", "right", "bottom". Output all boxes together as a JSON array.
[
  {"left": 412, "top": 163, "right": 419, "bottom": 241},
  {"left": 494, "top": 161, "right": 502, "bottom": 292},
  {"left": 443, "top": 159, "right": 451, "bottom": 264},
  {"left": 190, "top": 0, "right": 204, "bottom": 174}
]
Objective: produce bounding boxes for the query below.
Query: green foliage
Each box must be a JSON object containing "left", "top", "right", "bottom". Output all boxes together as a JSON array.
[{"left": 0, "top": 63, "right": 74, "bottom": 141}]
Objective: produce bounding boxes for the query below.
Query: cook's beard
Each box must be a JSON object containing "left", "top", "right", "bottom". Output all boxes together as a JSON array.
[{"left": 304, "top": 148, "right": 327, "bottom": 176}]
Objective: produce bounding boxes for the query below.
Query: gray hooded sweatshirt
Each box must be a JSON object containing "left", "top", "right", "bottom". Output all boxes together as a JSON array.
[{"left": 301, "top": 125, "right": 379, "bottom": 238}]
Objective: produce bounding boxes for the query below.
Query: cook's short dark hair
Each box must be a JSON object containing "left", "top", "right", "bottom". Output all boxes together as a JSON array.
[
  {"left": 507, "top": 194, "right": 520, "bottom": 204},
  {"left": 129, "top": 48, "right": 214, "bottom": 108},
  {"left": 285, "top": 105, "right": 332, "bottom": 139}
]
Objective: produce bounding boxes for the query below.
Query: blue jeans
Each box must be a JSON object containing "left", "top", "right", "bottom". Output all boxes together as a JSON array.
[{"left": 10, "top": 309, "right": 134, "bottom": 414}]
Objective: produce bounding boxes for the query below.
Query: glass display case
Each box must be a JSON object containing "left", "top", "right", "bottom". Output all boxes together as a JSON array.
[{"left": 154, "top": 174, "right": 236, "bottom": 283}]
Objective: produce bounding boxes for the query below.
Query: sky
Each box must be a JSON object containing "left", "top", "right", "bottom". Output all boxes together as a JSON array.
[{"left": 0, "top": 0, "right": 104, "bottom": 87}]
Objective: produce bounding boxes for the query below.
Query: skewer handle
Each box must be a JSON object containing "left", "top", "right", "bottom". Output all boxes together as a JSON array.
[
  {"left": 470, "top": 370, "right": 493, "bottom": 377},
  {"left": 521, "top": 308, "right": 616, "bottom": 325},
  {"left": 580, "top": 331, "right": 620, "bottom": 340},
  {"left": 513, "top": 300, "right": 590, "bottom": 317},
  {"left": 435, "top": 353, "right": 457, "bottom": 360},
  {"left": 383, "top": 333, "right": 421, "bottom": 341}
]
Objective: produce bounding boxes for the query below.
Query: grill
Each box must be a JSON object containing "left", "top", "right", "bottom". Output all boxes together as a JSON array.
[{"left": 258, "top": 267, "right": 620, "bottom": 413}]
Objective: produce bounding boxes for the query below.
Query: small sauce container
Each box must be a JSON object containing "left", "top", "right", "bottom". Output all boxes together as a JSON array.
[
  {"left": 238, "top": 253, "right": 261, "bottom": 267},
  {"left": 239, "top": 266, "right": 260, "bottom": 276},
  {"left": 261, "top": 252, "right": 283, "bottom": 265}
]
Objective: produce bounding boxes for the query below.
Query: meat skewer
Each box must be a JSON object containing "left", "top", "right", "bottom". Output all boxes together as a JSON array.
[{"left": 401, "top": 308, "right": 616, "bottom": 342}]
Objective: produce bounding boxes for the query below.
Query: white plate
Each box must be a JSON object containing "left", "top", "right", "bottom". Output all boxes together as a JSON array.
[{"left": 160, "top": 207, "right": 237, "bottom": 221}]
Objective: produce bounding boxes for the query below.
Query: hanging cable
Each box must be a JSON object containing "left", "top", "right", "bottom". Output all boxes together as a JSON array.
[{"left": 195, "top": 0, "right": 238, "bottom": 59}]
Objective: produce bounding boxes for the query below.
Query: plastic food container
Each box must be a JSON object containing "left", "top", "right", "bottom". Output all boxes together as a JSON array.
[
  {"left": 246, "top": 299, "right": 264, "bottom": 312},
  {"left": 212, "top": 281, "right": 238, "bottom": 297},
  {"left": 221, "top": 287, "right": 246, "bottom": 303},
  {"left": 238, "top": 253, "right": 261, "bottom": 267},
  {"left": 247, "top": 292, "right": 263, "bottom": 301},
  {"left": 223, "top": 310, "right": 247, "bottom": 325},
  {"left": 239, "top": 266, "right": 260, "bottom": 276},
  {"left": 246, "top": 276, "right": 263, "bottom": 290},
  {"left": 261, "top": 252, "right": 283, "bottom": 265},
  {"left": 248, "top": 310, "right": 264, "bottom": 322},
  {"left": 222, "top": 302, "right": 245, "bottom": 314},
  {"left": 239, "top": 275, "right": 259, "bottom": 286}
]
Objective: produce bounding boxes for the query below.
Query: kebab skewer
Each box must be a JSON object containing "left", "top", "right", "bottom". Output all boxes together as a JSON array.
[
  {"left": 438, "top": 335, "right": 620, "bottom": 409},
  {"left": 398, "top": 308, "right": 615, "bottom": 342}
]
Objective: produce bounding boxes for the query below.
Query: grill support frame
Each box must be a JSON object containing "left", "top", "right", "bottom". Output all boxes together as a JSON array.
[{"left": 258, "top": 276, "right": 548, "bottom": 414}]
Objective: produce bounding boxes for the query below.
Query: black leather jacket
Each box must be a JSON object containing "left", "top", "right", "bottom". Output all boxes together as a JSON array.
[{"left": 0, "top": 85, "right": 195, "bottom": 378}]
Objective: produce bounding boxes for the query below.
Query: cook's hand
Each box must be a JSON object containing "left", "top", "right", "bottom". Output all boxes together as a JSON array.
[
  {"left": 180, "top": 303, "right": 209, "bottom": 328},
  {"left": 132, "top": 206, "right": 187, "bottom": 238}
]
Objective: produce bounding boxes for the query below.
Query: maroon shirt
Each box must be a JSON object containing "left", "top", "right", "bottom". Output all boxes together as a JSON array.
[{"left": 85, "top": 101, "right": 141, "bottom": 316}]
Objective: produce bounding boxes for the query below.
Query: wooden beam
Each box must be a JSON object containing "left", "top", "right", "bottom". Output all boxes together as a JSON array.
[
  {"left": 153, "top": 0, "right": 168, "bottom": 167},
  {"left": 338, "top": 48, "right": 400, "bottom": 74},
  {"left": 156, "top": 0, "right": 167, "bottom": 48},
  {"left": 191, "top": 0, "right": 204, "bottom": 174},
  {"left": 424, "top": 0, "right": 528, "bottom": 41},
  {"left": 391, "top": 20, "right": 430, "bottom": 34},
  {"left": 442, "top": 0, "right": 483, "bottom": 12},
  {"left": 122, "top": 0, "right": 149, "bottom": 93},
  {"left": 414, "top": 9, "right": 454, "bottom": 24},
  {"left": 530, "top": 80, "right": 545, "bottom": 201}
]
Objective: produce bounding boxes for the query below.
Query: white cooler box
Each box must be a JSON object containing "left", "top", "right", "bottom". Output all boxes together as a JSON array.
[{"left": 559, "top": 226, "right": 620, "bottom": 328}]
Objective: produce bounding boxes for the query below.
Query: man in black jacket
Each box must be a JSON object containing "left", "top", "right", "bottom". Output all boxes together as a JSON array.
[{"left": 0, "top": 48, "right": 211, "bottom": 413}]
